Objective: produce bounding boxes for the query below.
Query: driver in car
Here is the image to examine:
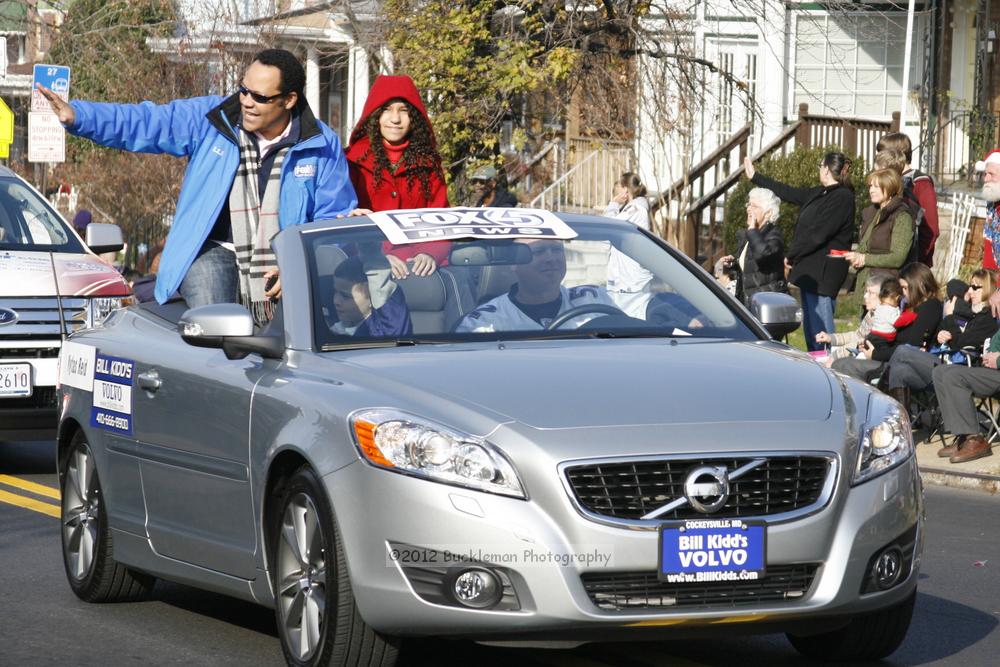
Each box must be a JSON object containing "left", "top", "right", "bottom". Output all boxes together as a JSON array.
[{"left": 455, "top": 238, "right": 626, "bottom": 332}]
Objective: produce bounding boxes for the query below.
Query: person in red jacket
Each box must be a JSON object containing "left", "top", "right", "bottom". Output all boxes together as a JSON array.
[
  {"left": 346, "top": 75, "right": 450, "bottom": 279},
  {"left": 876, "top": 132, "right": 939, "bottom": 266}
]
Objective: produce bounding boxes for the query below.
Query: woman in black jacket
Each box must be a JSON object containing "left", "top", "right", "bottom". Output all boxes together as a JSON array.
[
  {"left": 720, "top": 186, "right": 787, "bottom": 307},
  {"left": 743, "top": 153, "right": 856, "bottom": 350},
  {"left": 832, "top": 262, "right": 943, "bottom": 383},
  {"left": 883, "top": 269, "right": 998, "bottom": 411}
]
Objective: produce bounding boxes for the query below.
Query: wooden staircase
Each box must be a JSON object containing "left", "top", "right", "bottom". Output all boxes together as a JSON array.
[{"left": 662, "top": 103, "right": 901, "bottom": 266}]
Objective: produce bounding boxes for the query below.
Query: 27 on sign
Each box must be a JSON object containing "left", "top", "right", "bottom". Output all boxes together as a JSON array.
[{"left": 31, "top": 64, "right": 71, "bottom": 112}]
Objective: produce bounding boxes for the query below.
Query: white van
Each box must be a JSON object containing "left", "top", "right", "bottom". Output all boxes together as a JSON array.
[{"left": 0, "top": 165, "right": 130, "bottom": 439}]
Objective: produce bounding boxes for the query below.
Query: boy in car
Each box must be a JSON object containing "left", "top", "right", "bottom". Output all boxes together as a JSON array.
[{"left": 327, "top": 256, "right": 412, "bottom": 337}]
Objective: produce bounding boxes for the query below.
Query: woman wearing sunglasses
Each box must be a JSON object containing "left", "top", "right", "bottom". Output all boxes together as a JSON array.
[
  {"left": 345, "top": 75, "right": 450, "bottom": 279},
  {"left": 881, "top": 269, "right": 998, "bottom": 415}
]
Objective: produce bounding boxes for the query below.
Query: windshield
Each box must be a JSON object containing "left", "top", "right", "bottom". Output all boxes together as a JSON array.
[
  {"left": 304, "top": 220, "right": 759, "bottom": 348},
  {"left": 0, "top": 177, "right": 84, "bottom": 253}
]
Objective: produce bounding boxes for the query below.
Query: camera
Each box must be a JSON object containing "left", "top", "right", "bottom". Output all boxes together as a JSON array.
[{"left": 720, "top": 257, "right": 740, "bottom": 281}]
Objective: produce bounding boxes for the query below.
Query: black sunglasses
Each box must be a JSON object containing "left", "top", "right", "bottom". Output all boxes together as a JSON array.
[
  {"left": 238, "top": 84, "right": 284, "bottom": 105},
  {"left": 971, "top": 284, "right": 984, "bottom": 290}
]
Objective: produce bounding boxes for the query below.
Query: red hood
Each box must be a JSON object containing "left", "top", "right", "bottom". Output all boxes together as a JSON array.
[{"left": 346, "top": 75, "right": 436, "bottom": 159}]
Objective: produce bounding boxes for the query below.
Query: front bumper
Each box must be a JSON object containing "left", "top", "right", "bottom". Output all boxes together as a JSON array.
[
  {"left": 325, "top": 453, "right": 923, "bottom": 640},
  {"left": 0, "top": 357, "right": 58, "bottom": 439}
]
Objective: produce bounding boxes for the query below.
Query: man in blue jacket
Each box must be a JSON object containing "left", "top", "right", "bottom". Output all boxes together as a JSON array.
[{"left": 37, "top": 48, "right": 357, "bottom": 314}]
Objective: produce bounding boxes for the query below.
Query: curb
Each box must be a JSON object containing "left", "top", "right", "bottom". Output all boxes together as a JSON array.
[{"left": 918, "top": 466, "right": 1000, "bottom": 494}]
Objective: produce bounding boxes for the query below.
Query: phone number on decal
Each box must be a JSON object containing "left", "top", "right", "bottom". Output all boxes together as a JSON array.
[{"left": 95, "top": 413, "right": 129, "bottom": 430}]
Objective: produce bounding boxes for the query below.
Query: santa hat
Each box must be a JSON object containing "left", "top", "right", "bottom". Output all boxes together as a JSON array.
[{"left": 975, "top": 150, "right": 1000, "bottom": 172}]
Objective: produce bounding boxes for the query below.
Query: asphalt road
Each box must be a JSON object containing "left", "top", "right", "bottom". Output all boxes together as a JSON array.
[{"left": 1, "top": 439, "right": 997, "bottom": 666}]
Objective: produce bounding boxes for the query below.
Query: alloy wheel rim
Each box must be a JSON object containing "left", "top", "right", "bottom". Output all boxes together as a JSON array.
[
  {"left": 62, "top": 446, "right": 99, "bottom": 580},
  {"left": 277, "top": 492, "right": 328, "bottom": 661}
]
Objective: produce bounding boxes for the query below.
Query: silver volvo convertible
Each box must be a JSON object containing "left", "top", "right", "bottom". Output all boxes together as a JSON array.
[{"left": 56, "top": 208, "right": 923, "bottom": 666}]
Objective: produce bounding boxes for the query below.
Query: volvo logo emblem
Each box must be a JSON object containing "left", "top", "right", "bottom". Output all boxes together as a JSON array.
[
  {"left": 683, "top": 465, "right": 730, "bottom": 514},
  {"left": 0, "top": 308, "right": 18, "bottom": 327}
]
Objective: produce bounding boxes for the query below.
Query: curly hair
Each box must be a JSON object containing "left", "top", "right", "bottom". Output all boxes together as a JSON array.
[{"left": 363, "top": 102, "right": 442, "bottom": 201}]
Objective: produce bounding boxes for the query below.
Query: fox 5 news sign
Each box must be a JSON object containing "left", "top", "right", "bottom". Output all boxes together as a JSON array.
[{"left": 369, "top": 208, "right": 578, "bottom": 245}]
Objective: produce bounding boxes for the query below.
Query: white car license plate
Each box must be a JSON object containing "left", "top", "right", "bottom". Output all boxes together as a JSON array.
[
  {"left": 0, "top": 363, "right": 33, "bottom": 397},
  {"left": 659, "top": 519, "right": 766, "bottom": 583}
]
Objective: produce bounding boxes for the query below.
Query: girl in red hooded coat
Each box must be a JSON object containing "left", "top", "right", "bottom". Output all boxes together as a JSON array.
[{"left": 346, "top": 75, "right": 450, "bottom": 279}]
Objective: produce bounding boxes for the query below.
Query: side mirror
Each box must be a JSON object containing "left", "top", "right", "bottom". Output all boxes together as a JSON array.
[
  {"left": 85, "top": 223, "right": 125, "bottom": 254},
  {"left": 750, "top": 292, "right": 802, "bottom": 339},
  {"left": 179, "top": 303, "right": 283, "bottom": 359}
]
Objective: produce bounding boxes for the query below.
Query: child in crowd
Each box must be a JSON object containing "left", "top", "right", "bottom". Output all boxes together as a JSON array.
[
  {"left": 816, "top": 274, "right": 884, "bottom": 364},
  {"left": 866, "top": 278, "right": 907, "bottom": 352},
  {"left": 328, "top": 257, "right": 412, "bottom": 337}
]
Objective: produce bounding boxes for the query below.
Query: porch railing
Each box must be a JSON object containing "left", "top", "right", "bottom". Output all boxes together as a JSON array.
[
  {"left": 932, "top": 110, "right": 1000, "bottom": 185},
  {"left": 664, "top": 103, "right": 899, "bottom": 265},
  {"left": 529, "top": 140, "right": 634, "bottom": 214}
]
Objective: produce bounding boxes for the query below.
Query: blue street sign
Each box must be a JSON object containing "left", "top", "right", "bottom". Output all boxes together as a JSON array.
[{"left": 32, "top": 64, "right": 71, "bottom": 111}]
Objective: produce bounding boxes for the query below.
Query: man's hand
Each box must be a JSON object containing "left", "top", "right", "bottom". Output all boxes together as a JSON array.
[
  {"left": 861, "top": 339, "right": 875, "bottom": 360},
  {"left": 989, "top": 289, "right": 1000, "bottom": 318},
  {"left": 937, "top": 330, "right": 953, "bottom": 345},
  {"left": 984, "top": 352, "right": 1000, "bottom": 369},
  {"left": 743, "top": 156, "right": 755, "bottom": 180},
  {"left": 345, "top": 208, "right": 373, "bottom": 217},
  {"left": 815, "top": 331, "right": 832, "bottom": 344},
  {"left": 35, "top": 84, "right": 75, "bottom": 125},
  {"left": 263, "top": 268, "right": 282, "bottom": 300}
]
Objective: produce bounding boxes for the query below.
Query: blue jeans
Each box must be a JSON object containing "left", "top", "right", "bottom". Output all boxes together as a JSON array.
[
  {"left": 800, "top": 290, "right": 836, "bottom": 351},
  {"left": 178, "top": 243, "right": 239, "bottom": 308}
]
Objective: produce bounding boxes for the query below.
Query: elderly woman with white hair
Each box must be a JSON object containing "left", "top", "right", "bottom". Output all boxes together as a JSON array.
[{"left": 720, "top": 187, "right": 788, "bottom": 306}]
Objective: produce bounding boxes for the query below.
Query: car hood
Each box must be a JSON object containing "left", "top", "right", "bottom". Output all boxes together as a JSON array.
[
  {"left": 0, "top": 250, "right": 128, "bottom": 296},
  {"left": 335, "top": 339, "right": 834, "bottom": 429}
]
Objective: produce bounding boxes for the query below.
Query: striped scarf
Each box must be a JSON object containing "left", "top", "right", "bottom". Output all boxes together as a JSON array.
[{"left": 230, "top": 127, "right": 287, "bottom": 324}]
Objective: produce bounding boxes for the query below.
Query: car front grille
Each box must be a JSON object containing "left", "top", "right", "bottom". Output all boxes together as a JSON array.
[
  {"left": 0, "top": 297, "right": 88, "bottom": 341},
  {"left": 0, "top": 346, "right": 60, "bottom": 359},
  {"left": 563, "top": 456, "right": 832, "bottom": 522},
  {"left": 582, "top": 563, "right": 820, "bottom": 611},
  {"left": 0, "top": 386, "right": 57, "bottom": 409}
]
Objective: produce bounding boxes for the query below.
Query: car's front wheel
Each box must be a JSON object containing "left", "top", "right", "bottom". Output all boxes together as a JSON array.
[
  {"left": 787, "top": 591, "right": 916, "bottom": 661},
  {"left": 61, "top": 431, "right": 155, "bottom": 602},
  {"left": 272, "top": 466, "right": 400, "bottom": 667}
]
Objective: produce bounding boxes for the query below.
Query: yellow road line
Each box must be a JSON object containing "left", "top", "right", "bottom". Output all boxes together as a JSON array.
[
  {"left": 0, "top": 474, "right": 60, "bottom": 500},
  {"left": 0, "top": 488, "right": 61, "bottom": 518}
]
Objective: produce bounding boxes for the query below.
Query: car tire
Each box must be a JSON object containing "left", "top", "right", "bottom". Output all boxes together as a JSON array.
[
  {"left": 786, "top": 590, "right": 916, "bottom": 661},
  {"left": 272, "top": 466, "right": 400, "bottom": 667},
  {"left": 60, "top": 430, "right": 155, "bottom": 602}
]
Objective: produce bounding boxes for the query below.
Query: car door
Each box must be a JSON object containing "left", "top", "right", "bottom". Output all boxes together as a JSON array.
[{"left": 127, "top": 317, "right": 265, "bottom": 580}]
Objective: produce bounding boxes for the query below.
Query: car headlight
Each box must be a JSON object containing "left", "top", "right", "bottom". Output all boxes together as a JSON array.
[
  {"left": 350, "top": 409, "right": 526, "bottom": 498},
  {"left": 87, "top": 296, "right": 133, "bottom": 327},
  {"left": 853, "top": 393, "right": 914, "bottom": 485}
]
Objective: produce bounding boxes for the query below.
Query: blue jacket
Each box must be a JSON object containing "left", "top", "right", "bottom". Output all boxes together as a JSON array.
[{"left": 67, "top": 94, "right": 357, "bottom": 303}]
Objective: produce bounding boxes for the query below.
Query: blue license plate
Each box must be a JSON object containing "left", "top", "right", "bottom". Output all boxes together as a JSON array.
[{"left": 659, "top": 519, "right": 766, "bottom": 583}]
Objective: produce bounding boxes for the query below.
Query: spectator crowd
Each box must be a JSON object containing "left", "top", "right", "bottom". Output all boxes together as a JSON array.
[{"left": 722, "top": 132, "right": 1000, "bottom": 465}]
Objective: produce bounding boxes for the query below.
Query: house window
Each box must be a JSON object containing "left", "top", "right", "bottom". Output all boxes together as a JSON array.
[{"left": 792, "top": 11, "right": 922, "bottom": 119}]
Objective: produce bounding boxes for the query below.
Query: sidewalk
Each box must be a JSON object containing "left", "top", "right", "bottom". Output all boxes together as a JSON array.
[{"left": 914, "top": 431, "right": 1000, "bottom": 493}]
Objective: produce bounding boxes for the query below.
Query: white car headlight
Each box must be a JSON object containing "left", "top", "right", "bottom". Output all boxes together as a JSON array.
[
  {"left": 853, "top": 393, "right": 914, "bottom": 485},
  {"left": 350, "top": 409, "right": 526, "bottom": 498},
  {"left": 87, "top": 296, "right": 133, "bottom": 328}
]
